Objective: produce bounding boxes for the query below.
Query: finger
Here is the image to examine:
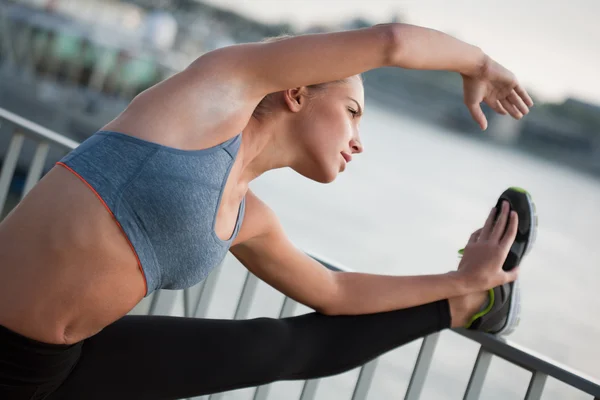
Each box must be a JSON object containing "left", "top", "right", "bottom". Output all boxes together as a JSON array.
[
  {"left": 508, "top": 90, "right": 529, "bottom": 116},
  {"left": 491, "top": 200, "right": 510, "bottom": 241},
  {"left": 515, "top": 85, "right": 534, "bottom": 107},
  {"left": 467, "top": 103, "right": 488, "bottom": 130},
  {"left": 496, "top": 100, "right": 509, "bottom": 115},
  {"left": 479, "top": 207, "right": 497, "bottom": 240},
  {"left": 505, "top": 265, "right": 520, "bottom": 283},
  {"left": 500, "top": 98, "right": 523, "bottom": 120},
  {"left": 485, "top": 99, "right": 507, "bottom": 115},
  {"left": 468, "top": 228, "right": 483, "bottom": 245},
  {"left": 500, "top": 210, "right": 519, "bottom": 248}
]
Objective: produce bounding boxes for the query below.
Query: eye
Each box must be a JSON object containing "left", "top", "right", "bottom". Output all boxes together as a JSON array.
[{"left": 348, "top": 108, "right": 358, "bottom": 118}]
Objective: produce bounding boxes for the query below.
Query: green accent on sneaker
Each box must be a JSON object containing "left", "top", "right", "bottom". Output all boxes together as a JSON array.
[
  {"left": 464, "top": 288, "right": 495, "bottom": 329},
  {"left": 509, "top": 186, "right": 528, "bottom": 194},
  {"left": 458, "top": 248, "right": 465, "bottom": 255}
]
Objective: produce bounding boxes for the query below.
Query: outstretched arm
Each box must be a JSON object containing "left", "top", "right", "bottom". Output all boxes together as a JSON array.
[
  {"left": 194, "top": 24, "right": 487, "bottom": 97},
  {"left": 187, "top": 23, "right": 532, "bottom": 136},
  {"left": 230, "top": 192, "right": 518, "bottom": 316}
]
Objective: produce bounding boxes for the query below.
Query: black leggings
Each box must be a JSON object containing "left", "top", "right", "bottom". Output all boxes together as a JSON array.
[{"left": 2, "top": 300, "right": 451, "bottom": 400}]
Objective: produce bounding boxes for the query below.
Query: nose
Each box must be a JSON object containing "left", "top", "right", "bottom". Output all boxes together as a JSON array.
[{"left": 350, "top": 138, "right": 363, "bottom": 154}]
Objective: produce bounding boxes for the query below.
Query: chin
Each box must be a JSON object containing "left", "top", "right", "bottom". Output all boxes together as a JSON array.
[
  {"left": 294, "top": 164, "right": 339, "bottom": 184},
  {"left": 315, "top": 172, "right": 338, "bottom": 184}
]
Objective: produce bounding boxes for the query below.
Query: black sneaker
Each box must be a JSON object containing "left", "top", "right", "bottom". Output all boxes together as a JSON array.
[
  {"left": 458, "top": 187, "right": 537, "bottom": 269},
  {"left": 465, "top": 281, "right": 522, "bottom": 336},
  {"left": 463, "top": 187, "right": 537, "bottom": 336},
  {"left": 494, "top": 187, "right": 538, "bottom": 271}
]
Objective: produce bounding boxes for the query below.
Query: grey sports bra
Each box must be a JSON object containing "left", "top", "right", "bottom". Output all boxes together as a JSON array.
[{"left": 57, "top": 130, "right": 245, "bottom": 297}]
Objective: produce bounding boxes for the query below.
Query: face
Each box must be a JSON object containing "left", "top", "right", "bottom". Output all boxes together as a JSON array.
[{"left": 288, "top": 76, "right": 365, "bottom": 183}]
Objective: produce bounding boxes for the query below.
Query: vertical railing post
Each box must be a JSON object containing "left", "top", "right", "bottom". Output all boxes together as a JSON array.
[
  {"left": 524, "top": 371, "right": 547, "bottom": 400},
  {"left": 147, "top": 289, "right": 179, "bottom": 316},
  {"left": 232, "top": 272, "right": 259, "bottom": 320},
  {"left": 21, "top": 141, "right": 49, "bottom": 198},
  {"left": 463, "top": 347, "right": 493, "bottom": 400},
  {"left": 0, "top": 130, "right": 25, "bottom": 213},
  {"left": 188, "top": 266, "right": 223, "bottom": 400},
  {"left": 299, "top": 379, "right": 320, "bottom": 400},
  {"left": 207, "top": 272, "right": 260, "bottom": 400},
  {"left": 193, "top": 265, "right": 222, "bottom": 318},
  {"left": 252, "top": 297, "right": 299, "bottom": 400},
  {"left": 352, "top": 359, "right": 379, "bottom": 400},
  {"left": 405, "top": 332, "right": 440, "bottom": 400}
]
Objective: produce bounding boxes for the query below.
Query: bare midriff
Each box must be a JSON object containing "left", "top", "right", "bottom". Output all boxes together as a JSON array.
[{"left": 0, "top": 166, "right": 147, "bottom": 345}]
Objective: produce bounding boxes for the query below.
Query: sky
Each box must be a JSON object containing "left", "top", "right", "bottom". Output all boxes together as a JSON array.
[{"left": 202, "top": 0, "right": 600, "bottom": 106}]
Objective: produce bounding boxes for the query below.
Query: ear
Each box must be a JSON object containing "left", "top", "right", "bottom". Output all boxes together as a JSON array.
[{"left": 283, "top": 87, "right": 309, "bottom": 113}]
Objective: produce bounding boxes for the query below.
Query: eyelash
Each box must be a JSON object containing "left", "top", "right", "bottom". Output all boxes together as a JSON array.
[{"left": 348, "top": 108, "right": 358, "bottom": 118}]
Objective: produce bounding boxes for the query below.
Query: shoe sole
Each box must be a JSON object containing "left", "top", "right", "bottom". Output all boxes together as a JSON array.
[{"left": 495, "top": 189, "right": 536, "bottom": 336}]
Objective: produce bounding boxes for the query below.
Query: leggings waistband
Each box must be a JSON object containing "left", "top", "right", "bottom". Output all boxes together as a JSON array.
[
  {"left": 0, "top": 324, "right": 79, "bottom": 350},
  {"left": 0, "top": 324, "right": 83, "bottom": 388}
]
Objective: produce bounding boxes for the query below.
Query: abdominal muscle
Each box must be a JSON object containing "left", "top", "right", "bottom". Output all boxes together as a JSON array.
[{"left": 0, "top": 166, "right": 147, "bottom": 345}]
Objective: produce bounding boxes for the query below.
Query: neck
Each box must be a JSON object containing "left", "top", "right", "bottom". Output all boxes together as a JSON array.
[{"left": 236, "top": 113, "right": 296, "bottom": 186}]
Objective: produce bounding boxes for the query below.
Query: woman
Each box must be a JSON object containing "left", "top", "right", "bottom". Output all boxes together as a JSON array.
[{"left": 0, "top": 23, "right": 534, "bottom": 399}]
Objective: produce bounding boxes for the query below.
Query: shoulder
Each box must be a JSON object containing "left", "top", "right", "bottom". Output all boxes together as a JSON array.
[{"left": 103, "top": 48, "right": 265, "bottom": 150}]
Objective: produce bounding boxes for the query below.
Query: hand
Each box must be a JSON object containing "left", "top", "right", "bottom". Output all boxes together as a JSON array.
[
  {"left": 457, "top": 201, "right": 520, "bottom": 291},
  {"left": 461, "top": 55, "right": 534, "bottom": 130}
]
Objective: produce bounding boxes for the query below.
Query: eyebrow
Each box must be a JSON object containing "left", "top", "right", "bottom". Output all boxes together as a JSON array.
[{"left": 347, "top": 97, "right": 364, "bottom": 116}]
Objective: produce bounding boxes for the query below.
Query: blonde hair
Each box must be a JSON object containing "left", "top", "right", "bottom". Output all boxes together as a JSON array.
[{"left": 253, "top": 34, "right": 362, "bottom": 118}]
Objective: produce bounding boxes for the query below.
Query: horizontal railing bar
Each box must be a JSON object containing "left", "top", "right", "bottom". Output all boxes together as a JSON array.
[
  {"left": 455, "top": 328, "right": 600, "bottom": 397},
  {"left": 0, "top": 107, "right": 79, "bottom": 150}
]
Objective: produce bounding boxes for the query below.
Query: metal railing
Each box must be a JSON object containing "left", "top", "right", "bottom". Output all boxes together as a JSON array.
[
  {"left": 0, "top": 107, "right": 78, "bottom": 215},
  {"left": 1, "top": 107, "right": 599, "bottom": 400}
]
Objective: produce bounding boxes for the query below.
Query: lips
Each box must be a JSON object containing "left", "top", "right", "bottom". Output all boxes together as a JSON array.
[{"left": 341, "top": 152, "right": 352, "bottom": 163}]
